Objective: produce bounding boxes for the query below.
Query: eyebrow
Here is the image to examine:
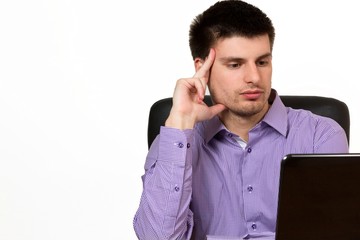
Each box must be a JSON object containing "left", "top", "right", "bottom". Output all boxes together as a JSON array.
[{"left": 218, "top": 53, "right": 272, "bottom": 63}]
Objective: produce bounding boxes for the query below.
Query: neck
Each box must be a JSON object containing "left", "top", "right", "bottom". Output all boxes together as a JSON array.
[{"left": 219, "top": 105, "right": 269, "bottom": 142}]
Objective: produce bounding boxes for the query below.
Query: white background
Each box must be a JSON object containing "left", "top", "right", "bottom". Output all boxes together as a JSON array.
[{"left": 0, "top": 0, "right": 359, "bottom": 239}]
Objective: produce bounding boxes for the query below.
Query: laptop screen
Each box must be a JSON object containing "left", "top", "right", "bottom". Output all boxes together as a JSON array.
[{"left": 275, "top": 153, "right": 360, "bottom": 240}]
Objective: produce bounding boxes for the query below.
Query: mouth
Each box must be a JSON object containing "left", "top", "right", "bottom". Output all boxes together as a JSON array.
[{"left": 240, "top": 89, "right": 264, "bottom": 100}]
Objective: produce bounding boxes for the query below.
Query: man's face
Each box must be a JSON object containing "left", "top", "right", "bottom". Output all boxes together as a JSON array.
[{"left": 208, "top": 35, "right": 272, "bottom": 118}]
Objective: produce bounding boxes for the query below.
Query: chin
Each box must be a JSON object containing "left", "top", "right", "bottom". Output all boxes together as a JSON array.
[{"left": 233, "top": 102, "right": 267, "bottom": 117}]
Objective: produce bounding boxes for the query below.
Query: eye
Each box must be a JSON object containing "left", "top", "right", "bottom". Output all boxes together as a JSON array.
[
  {"left": 257, "top": 60, "right": 268, "bottom": 66},
  {"left": 228, "top": 63, "right": 241, "bottom": 69},
  {"left": 257, "top": 56, "right": 272, "bottom": 67}
]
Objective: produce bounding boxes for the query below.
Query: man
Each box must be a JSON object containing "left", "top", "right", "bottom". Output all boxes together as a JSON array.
[{"left": 133, "top": 1, "right": 349, "bottom": 239}]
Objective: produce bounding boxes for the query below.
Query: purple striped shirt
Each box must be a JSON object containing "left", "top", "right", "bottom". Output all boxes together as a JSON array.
[{"left": 133, "top": 91, "right": 349, "bottom": 240}]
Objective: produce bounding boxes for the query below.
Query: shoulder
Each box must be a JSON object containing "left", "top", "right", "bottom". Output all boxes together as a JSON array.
[
  {"left": 286, "top": 107, "right": 348, "bottom": 152},
  {"left": 287, "top": 107, "right": 341, "bottom": 129},
  {"left": 287, "top": 107, "right": 346, "bottom": 143}
]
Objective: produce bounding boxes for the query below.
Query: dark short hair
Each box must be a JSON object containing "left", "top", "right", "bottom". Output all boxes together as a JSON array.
[{"left": 189, "top": 0, "right": 275, "bottom": 60}]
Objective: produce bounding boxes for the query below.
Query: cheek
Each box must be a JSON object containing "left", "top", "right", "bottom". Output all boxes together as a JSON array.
[
  {"left": 210, "top": 68, "right": 232, "bottom": 85},
  {"left": 208, "top": 70, "right": 220, "bottom": 88},
  {"left": 208, "top": 74, "right": 225, "bottom": 93}
]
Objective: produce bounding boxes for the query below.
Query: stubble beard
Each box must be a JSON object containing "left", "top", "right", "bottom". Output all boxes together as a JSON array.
[
  {"left": 231, "top": 101, "right": 265, "bottom": 117},
  {"left": 212, "top": 90, "right": 269, "bottom": 117}
]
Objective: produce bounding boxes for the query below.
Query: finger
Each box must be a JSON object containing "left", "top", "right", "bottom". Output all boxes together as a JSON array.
[
  {"left": 197, "top": 77, "right": 207, "bottom": 95},
  {"left": 181, "top": 77, "right": 206, "bottom": 99},
  {"left": 193, "top": 77, "right": 206, "bottom": 100},
  {"left": 193, "top": 48, "right": 216, "bottom": 81}
]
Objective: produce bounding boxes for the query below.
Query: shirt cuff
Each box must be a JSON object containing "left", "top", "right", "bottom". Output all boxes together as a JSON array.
[{"left": 158, "top": 126, "right": 193, "bottom": 164}]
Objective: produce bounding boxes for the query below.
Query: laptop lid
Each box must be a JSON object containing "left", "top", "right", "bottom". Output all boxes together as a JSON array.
[{"left": 275, "top": 153, "right": 360, "bottom": 240}]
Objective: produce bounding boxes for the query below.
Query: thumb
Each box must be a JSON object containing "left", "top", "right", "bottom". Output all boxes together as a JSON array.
[{"left": 208, "top": 104, "right": 227, "bottom": 118}]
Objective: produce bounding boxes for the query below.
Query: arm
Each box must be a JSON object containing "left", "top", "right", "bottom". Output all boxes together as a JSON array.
[
  {"left": 314, "top": 117, "right": 349, "bottom": 153},
  {"left": 133, "top": 127, "right": 194, "bottom": 239},
  {"left": 133, "top": 49, "right": 226, "bottom": 239}
]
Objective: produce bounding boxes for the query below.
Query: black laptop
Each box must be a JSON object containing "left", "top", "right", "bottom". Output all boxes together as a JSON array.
[{"left": 275, "top": 153, "right": 360, "bottom": 240}]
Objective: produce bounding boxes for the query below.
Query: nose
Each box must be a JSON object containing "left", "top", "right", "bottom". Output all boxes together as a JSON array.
[{"left": 244, "top": 62, "right": 260, "bottom": 84}]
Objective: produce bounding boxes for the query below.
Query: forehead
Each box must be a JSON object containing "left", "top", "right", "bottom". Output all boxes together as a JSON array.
[{"left": 213, "top": 35, "right": 271, "bottom": 59}]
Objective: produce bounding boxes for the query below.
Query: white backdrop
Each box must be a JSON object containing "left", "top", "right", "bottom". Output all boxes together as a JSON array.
[{"left": 0, "top": 0, "right": 359, "bottom": 239}]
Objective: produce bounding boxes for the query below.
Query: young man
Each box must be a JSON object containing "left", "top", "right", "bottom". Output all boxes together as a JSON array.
[{"left": 133, "top": 1, "right": 349, "bottom": 239}]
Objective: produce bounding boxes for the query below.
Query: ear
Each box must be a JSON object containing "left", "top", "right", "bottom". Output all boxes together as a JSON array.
[{"left": 194, "top": 57, "right": 204, "bottom": 72}]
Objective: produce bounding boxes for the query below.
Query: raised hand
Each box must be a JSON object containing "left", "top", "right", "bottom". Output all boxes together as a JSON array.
[{"left": 165, "top": 49, "right": 227, "bottom": 129}]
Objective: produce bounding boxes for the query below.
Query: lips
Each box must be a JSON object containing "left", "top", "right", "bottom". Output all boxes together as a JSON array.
[{"left": 240, "top": 89, "right": 263, "bottom": 100}]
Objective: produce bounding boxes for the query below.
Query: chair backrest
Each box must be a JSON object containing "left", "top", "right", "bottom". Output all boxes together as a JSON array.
[{"left": 147, "top": 95, "right": 350, "bottom": 148}]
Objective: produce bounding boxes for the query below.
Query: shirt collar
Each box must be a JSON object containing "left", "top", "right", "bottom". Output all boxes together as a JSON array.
[
  {"left": 200, "top": 89, "right": 288, "bottom": 143},
  {"left": 201, "top": 115, "right": 227, "bottom": 144},
  {"left": 262, "top": 89, "right": 288, "bottom": 137}
]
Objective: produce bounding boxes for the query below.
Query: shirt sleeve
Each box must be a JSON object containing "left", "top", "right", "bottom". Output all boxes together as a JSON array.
[
  {"left": 133, "top": 126, "right": 194, "bottom": 240},
  {"left": 314, "top": 117, "right": 349, "bottom": 153}
]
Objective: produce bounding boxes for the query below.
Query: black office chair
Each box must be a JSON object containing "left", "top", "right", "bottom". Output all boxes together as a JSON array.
[{"left": 147, "top": 95, "right": 350, "bottom": 148}]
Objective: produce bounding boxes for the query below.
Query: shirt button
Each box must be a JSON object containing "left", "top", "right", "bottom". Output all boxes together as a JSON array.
[
  {"left": 247, "top": 147, "right": 252, "bottom": 153},
  {"left": 174, "top": 186, "right": 180, "bottom": 192},
  {"left": 247, "top": 185, "right": 253, "bottom": 192},
  {"left": 251, "top": 223, "right": 257, "bottom": 230},
  {"left": 176, "top": 142, "right": 184, "bottom": 148},
  {"left": 187, "top": 143, "right": 190, "bottom": 148},
  {"left": 228, "top": 133, "right": 233, "bottom": 137}
]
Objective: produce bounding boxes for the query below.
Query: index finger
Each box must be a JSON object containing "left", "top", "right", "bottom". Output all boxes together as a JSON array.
[{"left": 193, "top": 48, "right": 216, "bottom": 79}]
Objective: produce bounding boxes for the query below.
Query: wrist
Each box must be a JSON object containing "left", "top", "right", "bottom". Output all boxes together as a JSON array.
[{"left": 165, "top": 114, "right": 196, "bottom": 130}]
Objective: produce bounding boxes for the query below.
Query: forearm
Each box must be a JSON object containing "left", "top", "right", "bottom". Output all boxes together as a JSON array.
[{"left": 134, "top": 127, "right": 194, "bottom": 239}]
